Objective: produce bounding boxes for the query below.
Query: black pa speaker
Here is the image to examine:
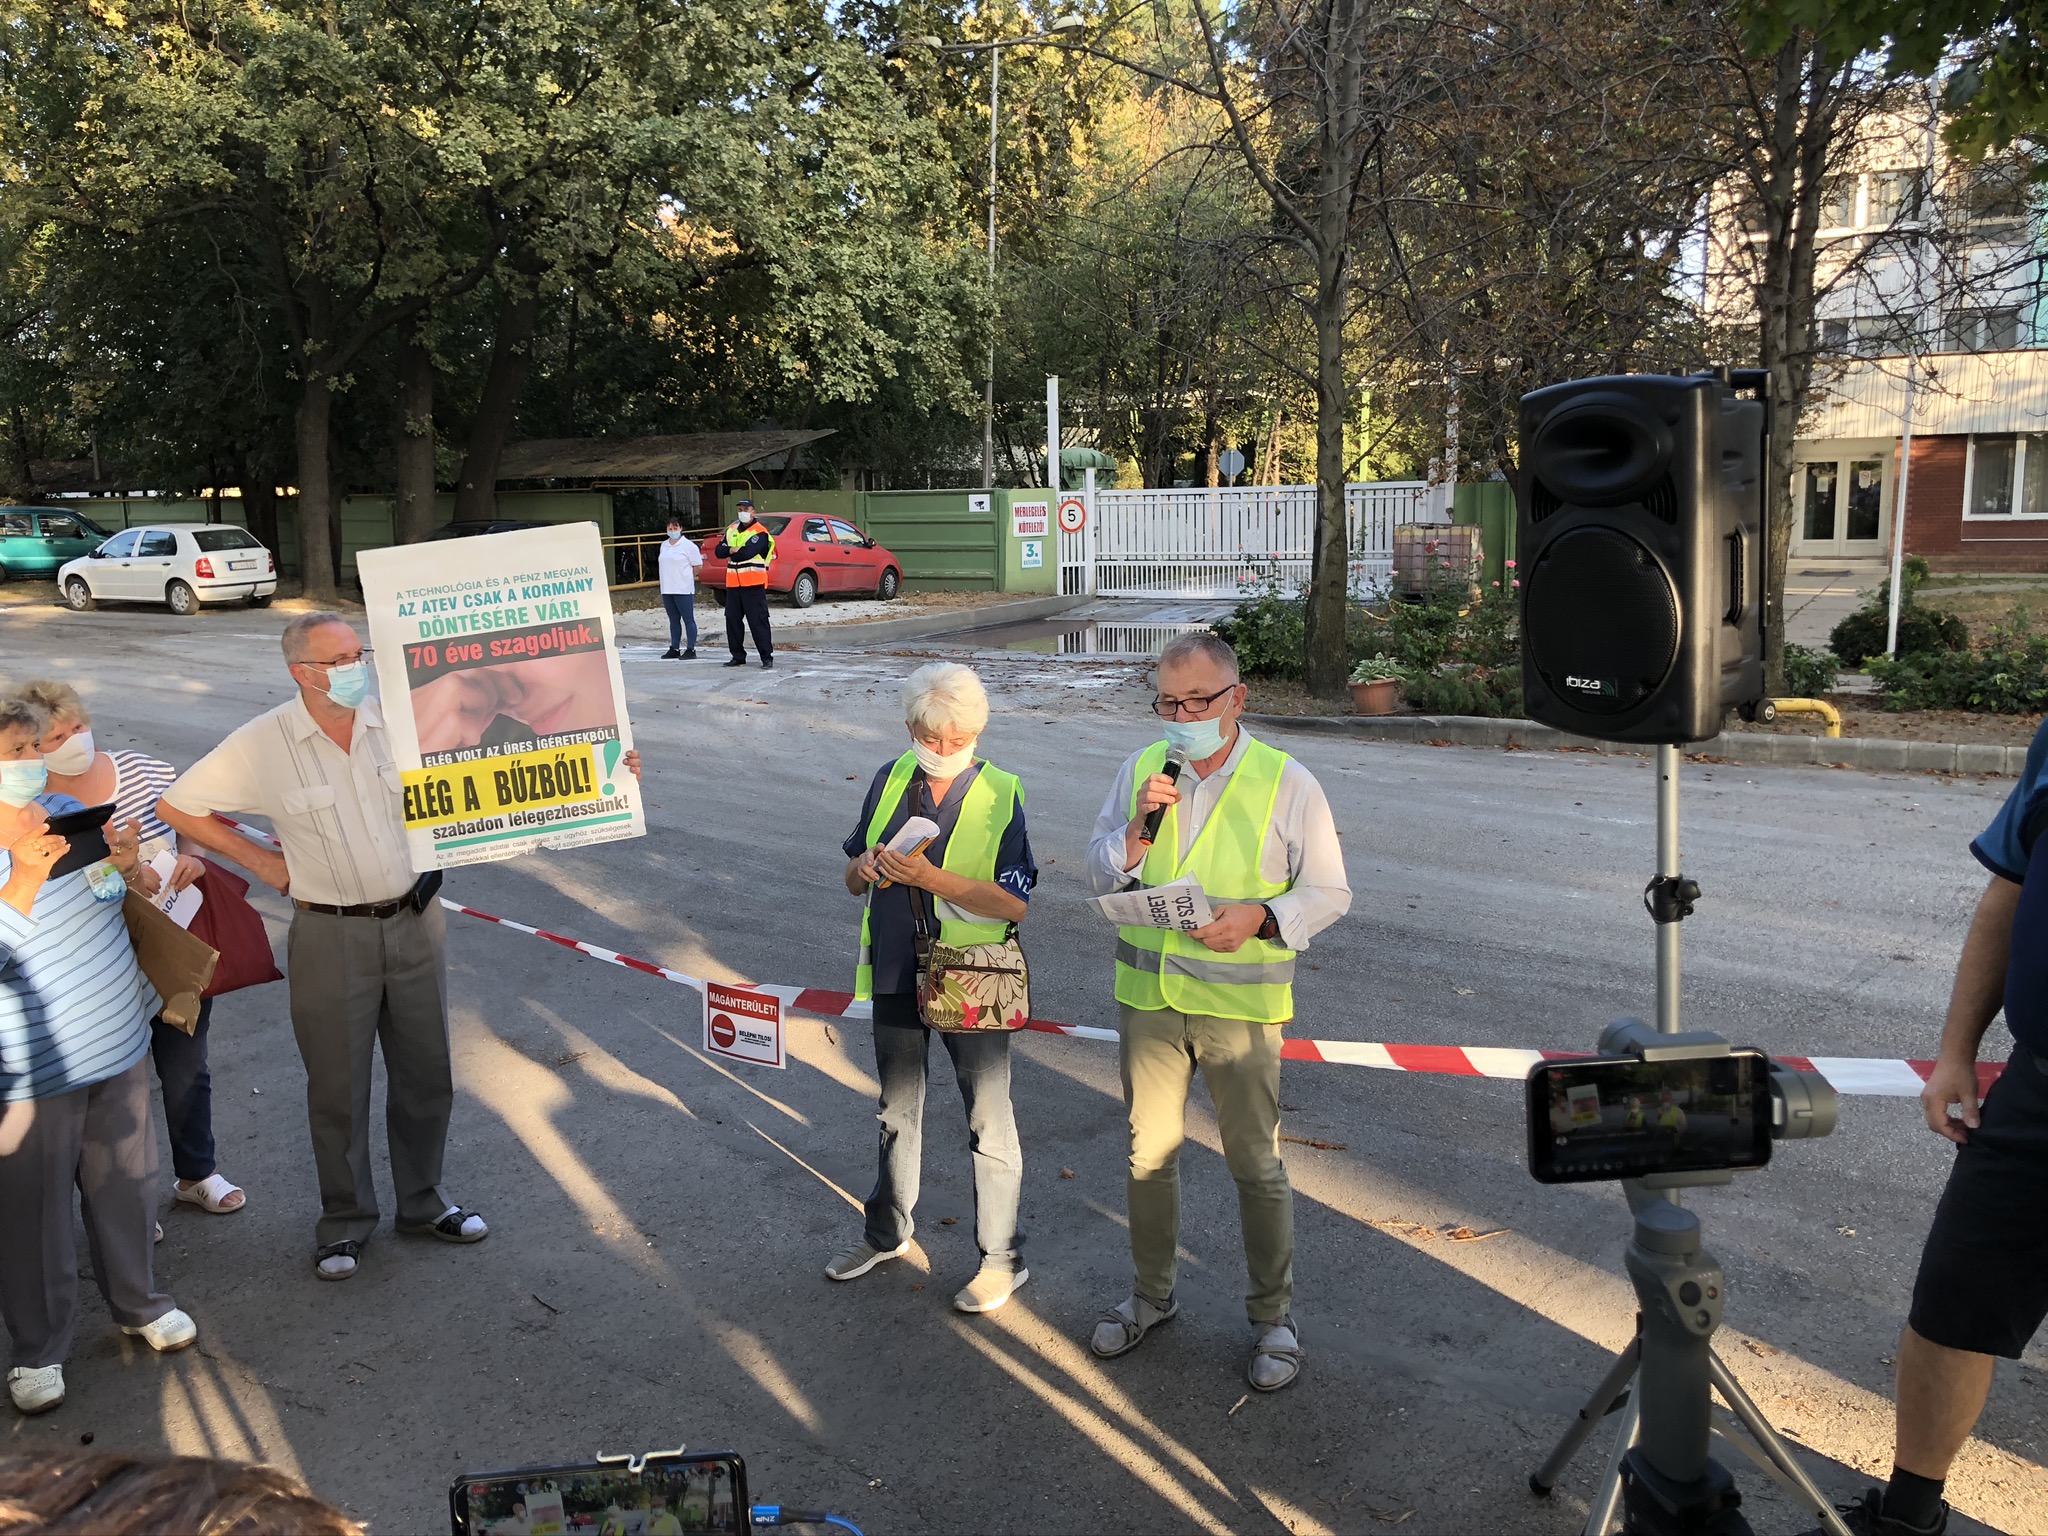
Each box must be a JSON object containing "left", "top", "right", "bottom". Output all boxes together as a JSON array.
[{"left": 1516, "top": 372, "right": 1768, "bottom": 744}]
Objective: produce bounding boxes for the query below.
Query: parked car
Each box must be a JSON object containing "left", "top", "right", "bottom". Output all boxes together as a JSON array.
[
  {"left": 422, "top": 519, "right": 550, "bottom": 539},
  {"left": 697, "top": 513, "right": 902, "bottom": 607},
  {"left": 0, "top": 506, "right": 113, "bottom": 580},
  {"left": 59, "top": 524, "right": 278, "bottom": 615}
]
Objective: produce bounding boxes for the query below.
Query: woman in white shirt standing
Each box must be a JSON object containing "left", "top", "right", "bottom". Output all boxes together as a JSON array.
[
  {"left": 14, "top": 681, "right": 246, "bottom": 1218},
  {"left": 657, "top": 513, "right": 704, "bottom": 660}
]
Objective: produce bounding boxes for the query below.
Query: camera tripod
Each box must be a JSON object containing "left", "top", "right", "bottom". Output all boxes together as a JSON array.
[{"left": 1529, "top": 745, "right": 1850, "bottom": 1536}]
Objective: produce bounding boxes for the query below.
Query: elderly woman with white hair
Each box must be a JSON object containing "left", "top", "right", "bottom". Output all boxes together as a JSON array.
[{"left": 831, "top": 661, "right": 1037, "bottom": 1314}]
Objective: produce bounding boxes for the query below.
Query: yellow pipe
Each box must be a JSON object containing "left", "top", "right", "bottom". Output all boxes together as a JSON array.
[{"left": 1770, "top": 697, "right": 1842, "bottom": 738}]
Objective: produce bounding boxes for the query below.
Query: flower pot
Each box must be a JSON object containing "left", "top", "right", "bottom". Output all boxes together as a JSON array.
[{"left": 1349, "top": 678, "right": 1400, "bottom": 715}]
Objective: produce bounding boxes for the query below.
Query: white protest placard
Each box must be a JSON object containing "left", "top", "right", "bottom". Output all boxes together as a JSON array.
[
  {"left": 1088, "top": 877, "right": 1214, "bottom": 932},
  {"left": 1011, "top": 500, "right": 1049, "bottom": 538},
  {"left": 358, "top": 523, "right": 644, "bottom": 871},
  {"left": 705, "top": 980, "right": 786, "bottom": 1069}
]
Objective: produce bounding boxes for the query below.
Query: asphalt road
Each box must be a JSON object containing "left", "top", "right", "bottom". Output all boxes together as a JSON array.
[{"left": 1, "top": 595, "right": 2042, "bottom": 1536}]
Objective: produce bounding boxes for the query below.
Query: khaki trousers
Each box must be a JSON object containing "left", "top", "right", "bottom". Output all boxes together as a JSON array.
[{"left": 1118, "top": 1002, "right": 1293, "bottom": 1323}]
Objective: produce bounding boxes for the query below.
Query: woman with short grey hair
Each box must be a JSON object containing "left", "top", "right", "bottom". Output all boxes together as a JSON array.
[{"left": 831, "top": 662, "right": 1038, "bottom": 1314}]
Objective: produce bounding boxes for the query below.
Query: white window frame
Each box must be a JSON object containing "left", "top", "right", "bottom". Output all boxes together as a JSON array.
[{"left": 1961, "top": 433, "right": 2048, "bottom": 519}]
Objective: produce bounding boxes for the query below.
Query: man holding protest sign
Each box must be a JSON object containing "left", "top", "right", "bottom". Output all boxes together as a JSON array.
[{"left": 1083, "top": 633, "right": 1349, "bottom": 1392}]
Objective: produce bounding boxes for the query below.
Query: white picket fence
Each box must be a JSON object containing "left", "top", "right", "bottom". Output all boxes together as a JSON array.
[{"left": 1056, "top": 480, "right": 1445, "bottom": 599}]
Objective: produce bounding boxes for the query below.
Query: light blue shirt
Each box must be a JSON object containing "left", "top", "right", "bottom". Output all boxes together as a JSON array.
[{"left": 0, "top": 794, "right": 156, "bottom": 1102}]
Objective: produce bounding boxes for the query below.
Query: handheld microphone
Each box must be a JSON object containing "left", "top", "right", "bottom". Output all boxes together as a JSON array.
[{"left": 1137, "top": 756, "right": 1186, "bottom": 846}]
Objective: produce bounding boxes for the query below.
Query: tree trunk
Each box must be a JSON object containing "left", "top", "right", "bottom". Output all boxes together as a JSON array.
[
  {"left": 237, "top": 454, "right": 280, "bottom": 551},
  {"left": 1304, "top": 258, "right": 1352, "bottom": 699},
  {"left": 1202, "top": 411, "right": 1221, "bottom": 487},
  {"left": 294, "top": 379, "right": 338, "bottom": 601},
  {"left": 453, "top": 289, "right": 540, "bottom": 523},
  {"left": 395, "top": 331, "right": 438, "bottom": 542}
]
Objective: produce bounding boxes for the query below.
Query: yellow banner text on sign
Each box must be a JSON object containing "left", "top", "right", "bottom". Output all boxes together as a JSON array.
[{"left": 401, "top": 744, "right": 601, "bottom": 829}]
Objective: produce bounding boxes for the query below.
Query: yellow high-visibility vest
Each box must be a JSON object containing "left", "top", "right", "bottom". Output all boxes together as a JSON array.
[
  {"left": 723, "top": 519, "right": 775, "bottom": 586},
  {"left": 1114, "top": 736, "right": 1295, "bottom": 1023},
  {"left": 855, "top": 753, "right": 1023, "bottom": 1000}
]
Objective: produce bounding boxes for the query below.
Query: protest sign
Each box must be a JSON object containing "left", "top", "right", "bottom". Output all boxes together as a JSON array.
[
  {"left": 705, "top": 981, "right": 786, "bottom": 1069},
  {"left": 358, "top": 523, "right": 644, "bottom": 871}
]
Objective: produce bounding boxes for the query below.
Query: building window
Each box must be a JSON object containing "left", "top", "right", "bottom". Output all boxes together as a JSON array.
[
  {"left": 1960, "top": 160, "right": 2032, "bottom": 238},
  {"left": 1821, "top": 315, "right": 1908, "bottom": 357},
  {"left": 1946, "top": 307, "right": 2027, "bottom": 352},
  {"left": 1966, "top": 434, "right": 2048, "bottom": 517},
  {"left": 1868, "top": 168, "right": 1927, "bottom": 226},
  {"left": 1820, "top": 174, "right": 1860, "bottom": 230}
]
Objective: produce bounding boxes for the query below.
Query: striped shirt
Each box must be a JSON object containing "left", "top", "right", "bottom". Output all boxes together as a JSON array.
[
  {"left": 108, "top": 750, "right": 178, "bottom": 858},
  {"left": 0, "top": 794, "right": 156, "bottom": 1102}
]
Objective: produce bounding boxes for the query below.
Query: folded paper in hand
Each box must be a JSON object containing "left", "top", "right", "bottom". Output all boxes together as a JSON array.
[
  {"left": 886, "top": 816, "right": 940, "bottom": 856},
  {"left": 1088, "top": 878, "right": 1213, "bottom": 932}
]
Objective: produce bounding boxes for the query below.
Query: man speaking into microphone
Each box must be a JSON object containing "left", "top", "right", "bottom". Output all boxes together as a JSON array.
[{"left": 1083, "top": 633, "right": 1350, "bottom": 1392}]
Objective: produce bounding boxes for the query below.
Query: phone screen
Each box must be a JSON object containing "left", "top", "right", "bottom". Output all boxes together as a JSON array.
[
  {"left": 449, "top": 1453, "right": 748, "bottom": 1536},
  {"left": 1525, "top": 1052, "right": 1772, "bottom": 1184}
]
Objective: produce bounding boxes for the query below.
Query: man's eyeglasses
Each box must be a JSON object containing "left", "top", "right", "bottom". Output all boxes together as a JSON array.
[
  {"left": 1151, "top": 685, "right": 1236, "bottom": 720},
  {"left": 303, "top": 649, "right": 372, "bottom": 669}
]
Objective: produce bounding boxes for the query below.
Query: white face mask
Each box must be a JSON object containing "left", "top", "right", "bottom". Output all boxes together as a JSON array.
[
  {"left": 42, "top": 729, "right": 94, "bottom": 776},
  {"left": 911, "top": 737, "right": 977, "bottom": 778}
]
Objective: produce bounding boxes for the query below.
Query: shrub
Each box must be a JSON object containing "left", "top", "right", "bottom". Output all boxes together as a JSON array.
[
  {"left": 1211, "top": 583, "right": 1306, "bottom": 679},
  {"left": 1780, "top": 642, "right": 1839, "bottom": 699},
  {"left": 1828, "top": 556, "right": 1968, "bottom": 668},
  {"left": 1401, "top": 660, "right": 1523, "bottom": 717},
  {"left": 1349, "top": 654, "right": 1406, "bottom": 684},
  {"left": 1867, "top": 607, "right": 2048, "bottom": 713}
]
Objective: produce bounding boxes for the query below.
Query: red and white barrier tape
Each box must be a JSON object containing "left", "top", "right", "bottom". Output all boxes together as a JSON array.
[{"left": 211, "top": 814, "right": 1987, "bottom": 1099}]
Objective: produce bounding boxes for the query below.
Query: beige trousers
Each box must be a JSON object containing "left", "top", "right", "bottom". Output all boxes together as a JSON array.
[{"left": 1118, "top": 1002, "right": 1293, "bottom": 1323}]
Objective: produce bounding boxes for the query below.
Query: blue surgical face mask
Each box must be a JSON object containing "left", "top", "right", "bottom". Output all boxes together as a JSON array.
[
  {"left": 1163, "top": 714, "right": 1229, "bottom": 762},
  {"left": 320, "top": 661, "right": 370, "bottom": 710},
  {"left": 0, "top": 759, "right": 48, "bottom": 808}
]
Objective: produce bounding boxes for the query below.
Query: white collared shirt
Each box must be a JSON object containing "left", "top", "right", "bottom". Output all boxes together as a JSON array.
[
  {"left": 163, "top": 694, "right": 417, "bottom": 906},
  {"left": 1085, "top": 726, "right": 1352, "bottom": 950}
]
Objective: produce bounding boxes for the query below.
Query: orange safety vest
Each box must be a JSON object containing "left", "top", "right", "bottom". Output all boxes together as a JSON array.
[{"left": 723, "top": 519, "right": 774, "bottom": 587}]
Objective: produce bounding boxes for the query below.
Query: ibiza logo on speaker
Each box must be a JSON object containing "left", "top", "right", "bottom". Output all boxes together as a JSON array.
[{"left": 1566, "top": 675, "right": 1619, "bottom": 698}]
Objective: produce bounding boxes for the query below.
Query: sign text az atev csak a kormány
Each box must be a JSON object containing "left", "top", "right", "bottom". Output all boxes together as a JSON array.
[{"left": 357, "top": 523, "right": 646, "bottom": 871}]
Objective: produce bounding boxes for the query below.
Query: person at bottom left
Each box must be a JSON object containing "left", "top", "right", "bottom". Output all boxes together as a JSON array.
[{"left": 0, "top": 695, "right": 197, "bottom": 1418}]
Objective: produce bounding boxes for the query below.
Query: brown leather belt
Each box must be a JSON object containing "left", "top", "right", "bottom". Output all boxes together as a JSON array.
[{"left": 292, "top": 872, "right": 441, "bottom": 920}]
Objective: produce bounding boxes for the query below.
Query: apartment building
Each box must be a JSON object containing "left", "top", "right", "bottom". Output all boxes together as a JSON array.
[{"left": 1707, "top": 109, "right": 2046, "bottom": 568}]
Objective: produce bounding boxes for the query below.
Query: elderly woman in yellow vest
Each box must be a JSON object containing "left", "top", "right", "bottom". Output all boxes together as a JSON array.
[
  {"left": 830, "top": 661, "right": 1038, "bottom": 1314},
  {"left": 1083, "top": 632, "right": 1351, "bottom": 1392}
]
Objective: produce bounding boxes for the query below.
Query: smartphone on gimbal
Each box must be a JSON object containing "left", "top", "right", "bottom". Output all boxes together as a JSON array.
[
  {"left": 449, "top": 1450, "right": 749, "bottom": 1535},
  {"left": 1526, "top": 1050, "right": 1773, "bottom": 1184}
]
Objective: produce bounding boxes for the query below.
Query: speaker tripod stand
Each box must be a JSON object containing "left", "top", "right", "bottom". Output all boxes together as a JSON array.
[{"left": 1528, "top": 746, "right": 1850, "bottom": 1536}]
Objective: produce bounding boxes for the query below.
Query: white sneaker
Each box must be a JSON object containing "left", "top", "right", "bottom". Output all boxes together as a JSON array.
[
  {"left": 8, "top": 1364, "right": 64, "bottom": 1414},
  {"left": 120, "top": 1308, "right": 197, "bottom": 1353}
]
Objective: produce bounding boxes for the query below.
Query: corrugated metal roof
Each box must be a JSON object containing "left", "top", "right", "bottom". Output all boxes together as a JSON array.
[
  {"left": 1804, "top": 352, "right": 2048, "bottom": 439},
  {"left": 496, "top": 429, "right": 835, "bottom": 482}
]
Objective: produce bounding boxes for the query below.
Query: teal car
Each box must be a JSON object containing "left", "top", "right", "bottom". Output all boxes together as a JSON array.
[{"left": 0, "top": 506, "right": 113, "bottom": 580}]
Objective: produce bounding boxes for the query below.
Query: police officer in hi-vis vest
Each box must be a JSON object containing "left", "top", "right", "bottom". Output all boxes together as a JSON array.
[
  {"left": 830, "top": 662, "right": 1037, "bottom": 1316},
  {"left": 1083, "top": 632, "right": 1350, "bottom": 1392},
  {"left": 715, "top": 497, "right": 775, "bottom": 668}
]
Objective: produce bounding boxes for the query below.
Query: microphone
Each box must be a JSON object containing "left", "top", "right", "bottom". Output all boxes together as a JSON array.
[{"left": 1138, "top": 756, "right": 1186, "bottom": 847}]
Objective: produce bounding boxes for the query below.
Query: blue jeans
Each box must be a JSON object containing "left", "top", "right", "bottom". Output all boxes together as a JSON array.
[
  {"left": 150, "top": 996, "right": 215, "bottom": 1182},
  {"left": 662, "top": 593, "right": 698, "bottom": 652},
  {"left": 865, "top": 993, "right": 1024, "bottom": 1272}
]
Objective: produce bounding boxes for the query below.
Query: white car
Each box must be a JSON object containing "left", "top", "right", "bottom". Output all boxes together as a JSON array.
[{"left": 59, "top": 524, "right": 278, "bottom": 615}]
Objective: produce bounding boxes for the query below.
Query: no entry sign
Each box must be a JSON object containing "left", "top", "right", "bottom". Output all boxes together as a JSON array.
[{"left": 704, "top": 980, "right": 786, "bottom": 1069}]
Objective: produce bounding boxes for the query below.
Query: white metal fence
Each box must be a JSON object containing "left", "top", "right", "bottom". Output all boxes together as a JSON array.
[{"left": 1057, "top": 480, "right": 1444, "bottom": 599}]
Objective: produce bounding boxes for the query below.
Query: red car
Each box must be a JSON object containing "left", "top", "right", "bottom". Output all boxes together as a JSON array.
[{"left": 698, "top": 513, "right": 903, "bottom": 608}]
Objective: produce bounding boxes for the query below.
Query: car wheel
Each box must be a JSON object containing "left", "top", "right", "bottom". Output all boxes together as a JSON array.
[
  {"left": 247, "top": 593, "right": 272, "bottom": 608},
  {"left": 166, "top": 579, "right": 200, "bottom": 616},
  {"left": 877, "top": 567, "right": 900, "bottom": 600},
  {"left": 63, "top": 577, "right": 95, "bottom": 612},
  {"left": 791, "top": 570, "right": 818, "bottom": 608}
]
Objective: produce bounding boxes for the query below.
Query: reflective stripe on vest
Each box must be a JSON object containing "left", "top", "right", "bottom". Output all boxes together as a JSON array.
[
  {"left": 725, "top": 521, "right": 775, "bottom": 586},
  {"left": 1113, "top": 736, "right": 1295, "bottom": 1023},
  {"left": 854, "top": 754, "right": 1022, "bottom": 1001}
]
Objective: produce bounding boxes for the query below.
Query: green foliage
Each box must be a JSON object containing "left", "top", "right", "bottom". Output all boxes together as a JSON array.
[
  {"left": 1868, "top": 607, "right": 2048, "bottom": 713},
  {"left": 1828, "top": 557, "right": 1970, "bottom": 669},
  {"left": 1349, "top": 655, "right": 1405, "bottom": 684},
  {"left": 1779, "top": 642, "right": 1839, "bottom": 699},
  {"left": 1212, "top": 584, "right": 1309, "bottom": 680}
]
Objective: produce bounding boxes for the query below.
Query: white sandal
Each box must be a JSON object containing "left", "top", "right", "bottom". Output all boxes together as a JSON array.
[{"left": 175, "top": 1173, "right": 246, "bottom": 1214}]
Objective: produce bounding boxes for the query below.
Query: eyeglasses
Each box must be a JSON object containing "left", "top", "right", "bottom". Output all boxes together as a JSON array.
[
  {"left": 302, "top": 648, "right": 372, "bottom": 669},
  {"left": 1151, "top": 685, "right": 1236, "bottom": 720}
]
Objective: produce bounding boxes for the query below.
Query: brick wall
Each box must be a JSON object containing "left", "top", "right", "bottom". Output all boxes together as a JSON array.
[{"left": 1901, "top": 433, "right": 2048, "bottom": 571}]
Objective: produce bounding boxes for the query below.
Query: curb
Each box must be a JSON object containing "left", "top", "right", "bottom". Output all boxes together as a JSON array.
[
  {"left": 1244, "top": 712, "right": 2028, "bottom": 776},
  {"left": 794, "top": 593, "right": 1084, "bottom": 646}
]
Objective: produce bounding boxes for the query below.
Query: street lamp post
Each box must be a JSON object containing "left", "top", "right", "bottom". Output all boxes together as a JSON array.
[{"left": 917, "top": 17, "right": 1085, "bottom": 489}]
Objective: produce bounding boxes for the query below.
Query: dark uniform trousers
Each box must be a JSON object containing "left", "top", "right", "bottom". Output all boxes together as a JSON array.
[{"left": 725, "top": 586, "right": 773, "bottom": 662}]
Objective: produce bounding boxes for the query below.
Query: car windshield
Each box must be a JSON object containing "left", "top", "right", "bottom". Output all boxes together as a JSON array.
[
  {"left": 192, "top": 528, "right": 262, "bottom": 552},
  {"left": 761, "top": 516, "right": 789, "bottom": 534},
  {"left": 66, "top": 511, "right": 110, "bottom": 537}
]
